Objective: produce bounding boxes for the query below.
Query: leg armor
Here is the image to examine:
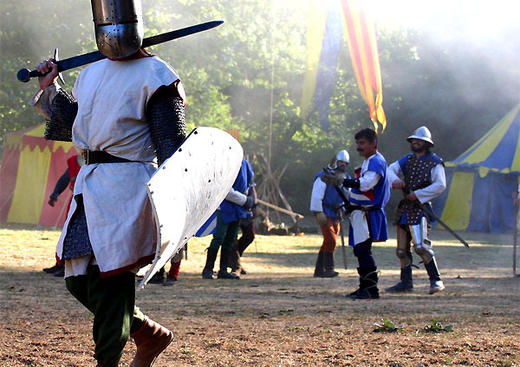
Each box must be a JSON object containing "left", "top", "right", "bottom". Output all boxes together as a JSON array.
[
  {"left": 396, "top": 225, "right": 412, "bottom": 268},
  {"left": 410, "top": 216, "right": 434, "bottom": 264},
  {"left": 425, "top": 257, "right": 445, "bottom": 294}
]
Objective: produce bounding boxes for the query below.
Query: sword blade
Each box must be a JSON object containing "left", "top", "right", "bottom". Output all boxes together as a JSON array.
[
  {"left": 142, "top": 20, "right": 223, "bottom": 48},
  {"left": 420, "top": 202, "right": 470, "bottom": 248},
  {"left": 339, "top": 219, "right": 348, "bottom": 270},
  {"left": 17, "top": 20, "right": 223, "bottom": 82},
  {"left": 57, "top": 50, "right": 105, "bottom": 72}
]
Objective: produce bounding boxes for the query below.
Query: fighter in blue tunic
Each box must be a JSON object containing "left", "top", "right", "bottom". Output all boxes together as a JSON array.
[
  {"left": 202, "top": 159, "right": 255, "bottom": 280},
  {"left": 386, "top": 126, "right": 447, "bottom": 294},
  {"left": 310, "top": 150, "right": 350, "bottom": 278},
  {"left": 322, "top": 128, "right": 390, "bottom": 299}
]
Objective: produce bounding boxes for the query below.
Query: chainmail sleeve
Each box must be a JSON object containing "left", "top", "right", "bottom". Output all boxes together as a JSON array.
[
  {"left": 44, "top": 89, "right": 78, "bottom": 142},
  {"left": 146, "top": 86, "right": 187, "bottom": 166}
]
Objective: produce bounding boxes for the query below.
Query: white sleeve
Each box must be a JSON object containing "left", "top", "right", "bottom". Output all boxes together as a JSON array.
[
  {"left": 414, "top": 164, "right": 447, "bottom": 203},
  {"left": 340, "top": 186, "right": 350, "bottom": 201},
  {"left": 31, "top": 84, "right": 61, "bottom": 120},
  {"left": 225, "top": 188, "right": 247, "bottom": 206},
  {"left": 310, "top": 177, "right": 326, "bottom": 212},
  {"left": 387, "top": 161, "right": 404, "bottom": 184},
  {"left": 359, "top": 171, "right": 381, "bottom": 192}
]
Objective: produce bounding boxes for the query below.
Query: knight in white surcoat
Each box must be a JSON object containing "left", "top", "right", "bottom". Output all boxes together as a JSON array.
[{"left": 30, "top": 1, "right": 186, "bottom": 365}]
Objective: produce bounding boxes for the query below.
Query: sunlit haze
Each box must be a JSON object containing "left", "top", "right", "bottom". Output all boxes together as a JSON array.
[{"left": 369, "top": 0, "right": 520, "bottom": 37}]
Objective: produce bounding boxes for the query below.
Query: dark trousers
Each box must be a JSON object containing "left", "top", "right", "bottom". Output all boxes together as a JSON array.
[
  {"left": 236, "top": 218, "right": 255, "bottom": 254},
  {"left": 353, "top": 239, "right": 376, "bottom": 269},
  {"left": 209, "top": 212, "right": 240, "bottom": 252},
  {"left": 65, "top": 265, "right": 145, "bottom": 365}
]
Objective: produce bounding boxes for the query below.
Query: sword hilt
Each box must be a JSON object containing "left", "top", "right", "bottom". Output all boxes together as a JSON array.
[
  {"left": 17, "top": 65, "right": 66, "bottom": 83},
  {"left": 18, "top": 50, "right": 65, "bottom": 83},
  {"left": 17, "top": 68, "right": 36, "bottom": 83}
]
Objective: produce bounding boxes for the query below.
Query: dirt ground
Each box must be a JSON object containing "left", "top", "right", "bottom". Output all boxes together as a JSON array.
[{"left": 1, "top": 226, "right": 520, "bottom": 367}]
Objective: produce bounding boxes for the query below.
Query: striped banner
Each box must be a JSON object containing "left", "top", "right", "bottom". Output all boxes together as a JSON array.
[
  {"left": 340, "top": 0, "right": 387, "bottom": 132},
  {"left": 301, "top": 0, "right": 329, "bottom": 119},
  {"left": 314, "top": 0, "right": 344, "bottom": 132}
]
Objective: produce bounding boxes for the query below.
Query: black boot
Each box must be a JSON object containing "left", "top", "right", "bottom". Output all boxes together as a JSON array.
[
  {"left": 202, "top": 248, "right": 218, "bottom": 279},
  {"left": 229, "top": 248, "right": 242, "bottom": 275},
  {"left": 43, "top": 262, "right": 60, "bottom": 274},
  {"left": 53, "top": 265, "right": 65, "bottom": 277},
  {"left": 424, "top": 258, "right": 445, "bottom": 294},
  {"left": 322, "top": 252, "right": 339, "bottom": 278},
  {"left": 237, "top": 233, "right": 253, "bottom": 275},
  {"left": 217, "top": 249, "right": 240, "bottom": 279},
  {"left": 347, "top": 267, "right": 379, "bottom": 299},
  {"left": 148, "top": 267, "right": 165, "bottom": 284},
  {"left": 386, "top": 265, "right": 413, "bottom": 292},
  {"left": 313, "top": 251, "right": 325, "bottom": 277}
]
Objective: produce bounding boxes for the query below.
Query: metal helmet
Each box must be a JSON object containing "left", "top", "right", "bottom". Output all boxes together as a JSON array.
[
  {"left": 336, "top": 150, "right": 350, "bottom": 164},
  {"left": 91, "top": 0, "right": 144, "bottom": 59},
  {"left": 407, "top": 126, "right": 434, "bottom": 146}
]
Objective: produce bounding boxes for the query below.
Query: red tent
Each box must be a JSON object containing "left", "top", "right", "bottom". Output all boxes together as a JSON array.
[{"left": 0, "top": 124, "right": 76, "bottom": 226}]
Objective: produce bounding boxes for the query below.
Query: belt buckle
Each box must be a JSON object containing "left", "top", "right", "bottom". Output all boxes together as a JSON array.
[{"left": 82, "top": 150, "right": 89, "bottom": 165}]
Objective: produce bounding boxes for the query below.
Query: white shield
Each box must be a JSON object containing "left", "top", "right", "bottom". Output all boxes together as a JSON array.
[{"left": 139, "top": 127, "right": 243, "bottom": 288}]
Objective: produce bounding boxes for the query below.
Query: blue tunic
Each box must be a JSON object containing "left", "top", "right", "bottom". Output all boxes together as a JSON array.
[
  {"left": 314, "top": 171, "right": 350, "bottom": 220},
  {"left": 220, "top": 159, "right": 255, "bottom": 224},
  {"left": 349, "top": 152, "right": 390, "bottom": 244}
]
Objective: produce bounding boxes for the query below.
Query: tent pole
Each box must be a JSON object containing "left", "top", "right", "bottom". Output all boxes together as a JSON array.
[{"left": 514, "top": 201, "right": 518, "bottom": 277}]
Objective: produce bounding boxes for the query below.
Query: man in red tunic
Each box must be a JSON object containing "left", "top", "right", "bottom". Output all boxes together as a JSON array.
[{"left": 44, "top": 154, "right": 83, "bottom": 277}]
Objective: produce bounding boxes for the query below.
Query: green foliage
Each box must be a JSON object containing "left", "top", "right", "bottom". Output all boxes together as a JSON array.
[
  {"left": 0, "top": 0, "right": 94, "bottom": 158},
  {"left": 373, "top": 318, "right": 403, "bottom": 333},
  {"left": 2, "top": 1, "right": 518, "bottom": 216},
  {"left": 423, "top": 319, "right": 454, "bottom": 333}
]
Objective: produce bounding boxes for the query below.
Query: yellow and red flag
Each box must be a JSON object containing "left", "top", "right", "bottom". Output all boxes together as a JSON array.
[
  {"left": 301, "top": 0, "right": 329, "bottom": 119},
  {"left": 340, "top": 0, "right": 387, "bottom": 132}
]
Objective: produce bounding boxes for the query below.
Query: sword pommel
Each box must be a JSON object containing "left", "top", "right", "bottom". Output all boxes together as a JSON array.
[{"left": 17, "top": 68, "right": 32, "bottom": 83}]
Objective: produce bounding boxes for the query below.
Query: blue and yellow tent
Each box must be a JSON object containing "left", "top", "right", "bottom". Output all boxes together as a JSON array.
[{"left": 434, "top": 104, "right": 520, "bottom": 233}]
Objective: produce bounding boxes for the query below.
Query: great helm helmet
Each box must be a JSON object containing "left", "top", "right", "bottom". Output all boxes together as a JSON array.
[
  {"left": 91, "top": 0, "right": 144, "bottom": 59},
  {"left": 336, "top": 150, "right": 350, "bottom": 164},
  {"left": 407, "top": 126, "right": 434, "bottom": 146}
]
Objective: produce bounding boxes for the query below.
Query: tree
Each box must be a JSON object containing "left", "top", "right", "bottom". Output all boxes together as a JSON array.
[{"left": 3, "top": 1, "right": 518, "bottom": 217}]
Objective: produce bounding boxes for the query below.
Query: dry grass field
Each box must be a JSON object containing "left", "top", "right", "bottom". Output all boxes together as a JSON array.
[{"left": 1, "top": 225, "right": 520, "bottom": 366}]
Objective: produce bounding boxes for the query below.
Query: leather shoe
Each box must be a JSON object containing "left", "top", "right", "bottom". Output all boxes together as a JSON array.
[{"left": 130, "top": 318, "right": 173, "bottom": 367}]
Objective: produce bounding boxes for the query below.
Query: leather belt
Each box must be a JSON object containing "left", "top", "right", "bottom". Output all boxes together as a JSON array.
[{"left": 82, "top": 150, "right": 133, "bottom": 165}]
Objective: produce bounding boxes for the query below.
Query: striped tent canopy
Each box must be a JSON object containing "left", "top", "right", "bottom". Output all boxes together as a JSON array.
[
  {"left": 434, "top": 104, "right": 520, "bottom": 233},
  {"left": 0, "top": 124, "right": 76, "bottom": 227}
]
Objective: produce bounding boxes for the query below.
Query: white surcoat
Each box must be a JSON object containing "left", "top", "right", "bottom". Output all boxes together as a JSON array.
[{"left": 56, "top": 56, "right": 179, "bottom": 276}]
